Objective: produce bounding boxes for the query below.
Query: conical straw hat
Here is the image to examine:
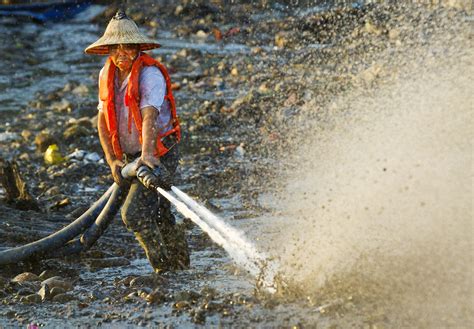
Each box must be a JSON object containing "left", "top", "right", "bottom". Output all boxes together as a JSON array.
[{"left": 85, "top": 10, "right": 160, "bottom": 55}]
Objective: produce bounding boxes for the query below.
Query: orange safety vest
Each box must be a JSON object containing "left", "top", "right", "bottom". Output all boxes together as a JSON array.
[{"left": 99, "top": 53, "right": 181, "bottom": 159}]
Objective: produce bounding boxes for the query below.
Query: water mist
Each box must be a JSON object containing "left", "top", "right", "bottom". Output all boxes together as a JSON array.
[{"left": 252, "top": 6, "right": 473, "bottom": 328}]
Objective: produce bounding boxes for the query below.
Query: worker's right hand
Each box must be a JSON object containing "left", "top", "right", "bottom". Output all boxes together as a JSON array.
[{"left": 108, "top": 159, "right": 124, "bottom": 185}]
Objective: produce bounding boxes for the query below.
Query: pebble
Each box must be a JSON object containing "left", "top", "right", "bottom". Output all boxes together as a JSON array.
[
  {"left": 50, "top": 99, "right": 72, "bottom": 113},
  {"left": 38, "top": 284, "right": 51, "bottom": 301},
  {"left": 52, "top": 293, "right": 76, "bottom": 303},
  {"left": 50, "top": 286, "right": 66, "bottom": 298},
  {"left": 84, "top": 152, "right": 101, "bottom": 163},
  {"left": 72, "top": 84, "right": 89, "bottom": 96},
  {"left": 41, "top": 277, "right": 73, "bottom": 291},
  {"left": 63, "top": 125, "right": 90, "bottom": 141},
  {"left": 195, "top": 30, "right": 208, "bottom": 39},
  {"left": 145, "top": 289, "right": 165, "bottom": 304},
  {"left": 21, "top": 294, "right": 41, "bottom": 304},
  {"left": 0, "top": 132, "right": 20, "bottom": 143},
  {"left": 129, "top": 274, "right": 165, "bottom": 288},
  {"left": 21, "top": 129, "right": 32, "bottom": 140},
  {"left": 173, "top": 300, "right": 191, "bottom": 310},
  {"left": 34, "top": 131, "right": 57, "bottom": 152},
  {"left": 12, "top": 272, "right": 40, "bottom": 283},
  {"left": 66, "top": 149, "right": 87, "bottom": 161},
  {"left": 17, "top": 287, "right": 35, "bottom": 296}
]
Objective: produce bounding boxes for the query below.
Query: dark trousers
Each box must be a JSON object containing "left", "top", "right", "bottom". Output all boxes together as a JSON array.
[{"left": 121, "top": 140, "right": 189, "bottom": 271}]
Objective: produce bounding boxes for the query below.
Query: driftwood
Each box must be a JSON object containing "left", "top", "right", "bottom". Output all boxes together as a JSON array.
[{"left": 0, "top": 158, "right": 40, "bottom": 211}]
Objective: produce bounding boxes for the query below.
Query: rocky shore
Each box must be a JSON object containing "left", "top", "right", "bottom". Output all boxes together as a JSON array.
[{"left": 0, "top": 1, "right": 470, "bottom": 327}]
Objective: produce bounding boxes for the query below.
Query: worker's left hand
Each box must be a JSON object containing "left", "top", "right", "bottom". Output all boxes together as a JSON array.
[{"left": 136, "top": 153, "right": 160, "bottom": 170}]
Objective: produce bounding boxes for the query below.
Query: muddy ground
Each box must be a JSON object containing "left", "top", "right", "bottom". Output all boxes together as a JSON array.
[{"left": 0, "top": 1, "right": 471, "bottom": 327}]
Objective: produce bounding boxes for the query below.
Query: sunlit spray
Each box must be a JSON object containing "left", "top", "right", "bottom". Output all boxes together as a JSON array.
[
  {"left": 157, "top": 187, "right": 279, "bottom": 292},
  {"left": 171, "top": 186, "right": 280, "bottom": 291},
  {"left": 251, "top": 6, "right": 473, "bottom": 327}
]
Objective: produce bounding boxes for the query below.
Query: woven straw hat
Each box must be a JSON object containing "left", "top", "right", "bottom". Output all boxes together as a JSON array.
[{"left": 85, "top": 10, "right": 160, "bottom": 55}]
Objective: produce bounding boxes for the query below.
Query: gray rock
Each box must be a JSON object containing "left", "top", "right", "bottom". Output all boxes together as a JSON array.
[
  {"left": 145, "top": 289, "right": 165, "bottom": 304},
  {"left": 21, "top": 294, "right": 41, "bottom": 304},
  {"left": 84, "top": 152, "right": 101, "bottom": 163},
  {"left": 129, "top": 274, "right": 165, "bottom": 288},
  {"left": 41, "top": 277, "right": 73, "bottom": 291},
  {"left": 17, "top": 287, "right": 35, "bottom": 296},
  {"left": 50, "top": 99, "right": 72, "bottom": 113},
  {"left": 38, "top": 284, "right": 51, "bottom": 301},
  {"left": 192, "top": 309, "right": 206, "bottom": 324},
  {"left": 174, "top": 290, "right": 201, "bottom": 303},
  {"left": 173, "top": 300, "right": 191, "bottom": 310},
  {"left": 50, "top": 287, "right": 66, "bottom": 298},
  {"left": 52, "top": 293, "right": 76, "bottom": 303},
  {"left": 72, "top": 84, "right": 89, "bottom": 96},
  {"left": 63, "top": 125, "right": 91, "bottom": 142}
]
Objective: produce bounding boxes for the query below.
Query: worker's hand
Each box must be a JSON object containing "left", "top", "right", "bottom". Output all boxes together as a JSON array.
[
  {"left": 136, "top": 153, "right": 160, "bottom": 170},
  {"left": 108, "top": 159, "right": 124, "bottom": 185}
]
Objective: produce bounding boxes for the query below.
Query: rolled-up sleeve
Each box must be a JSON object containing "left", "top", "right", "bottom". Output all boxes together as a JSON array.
[{"left": 139, "top": 66, "right": 166, "bottom": 113}]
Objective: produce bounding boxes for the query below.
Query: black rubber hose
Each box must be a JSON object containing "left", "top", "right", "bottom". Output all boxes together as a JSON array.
[
  {"left": 49, "top": 183, "right": 129, "bottom": 257},
  {"left": 0, "top": 184, "right": 117, "bottom": 265}
]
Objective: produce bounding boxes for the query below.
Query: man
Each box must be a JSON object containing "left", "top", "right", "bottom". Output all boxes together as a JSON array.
[{"left": 85, "top": 10, "right": 189, "bottom": 272}]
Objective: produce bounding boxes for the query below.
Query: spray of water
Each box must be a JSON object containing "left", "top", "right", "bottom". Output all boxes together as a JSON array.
[
  {"left": 249, "top": 4, "right": 472, "bottom": 327},
  {"left": 158, "top": 187, "right": 279, "bottom": 291}
]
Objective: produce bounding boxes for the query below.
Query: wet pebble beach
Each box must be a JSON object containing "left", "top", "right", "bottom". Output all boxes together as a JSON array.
[{"left": 1, "top": 1, "right": 472, "bottom": 327}]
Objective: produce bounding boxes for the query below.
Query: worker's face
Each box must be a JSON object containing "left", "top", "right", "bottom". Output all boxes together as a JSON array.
[{"left": 109, "top": 44, "right": 139, "bottom": 72}]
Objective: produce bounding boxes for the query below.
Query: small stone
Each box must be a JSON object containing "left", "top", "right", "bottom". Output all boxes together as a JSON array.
[
  {"left": 50, "top": 99, "right": 72, "bottom": 113},
  {"left": 145, "top": 289, "right": 165, "bottom": 304},
  {"left": 234, "top": 144, "right": 245, "bottom": 158},
  {"left": 34, "top": 131, "right": 57, "bottom": 152},
  {"left": 275, "top": 32, "right": 289, "bottom": 48},
  {"left": 52, "top": 293, "right": 75, "bottom": 303},
  {"left": 173, "top": 300, "right": 190, "bottom": 310},
  {"left": 41, "top": 277, "right": 73, "bottom": 291},
  {"left": 63, "top": 125, "right": 90, "bottom": 141},
  {"left": 129, "top": 274, "right": 165, "bottom": 288},
  {"left": 230, "top": 67, "right": 238, "bottom": 76},
  {"left": 124, "top": 292, "right": 139, "bottom": 303},
  {"left": 174, "top": 5, "right": 183, "bottom": 15},
  {"left": 21, "top": 130, "right": 32, "bottom": 140},
  {"left": 364, "top": 21, "right": 382, "bottom": 35},
  {"left": 38, "top": 284, "right": 51, "bottom": 301},
  {"left": 84, "top": 152, "right": 101, "bottom": 163},
  {"left": 45, "top": 186, "right": 60, "bottom": 196},
  {"left": 258, "top": 83, "right": 270, "bottom": 94},
  {"left": 50, "top": 287, "right": 66, "bottom": 298},
  {"left": 12, "top": 272, "right": 40, "bottom": 283},
  {"left": 192, "top": 309, "right": 206, "bottom": 324},
  {"left": 174, "top": 290, "right": 201, "bottom": 303},
  {"left": 72, "top": 84, "right": 89, "bottom": 96},
  {"left": 21, "top": 294, "right": 41, "bottom": 304},
  {"left": 195, "top": 30, "right": 208, "bottom": 39},
  {"left": 388, "top": 28, "right": 400, "bottom": 41},
  {"left": 19, "top": 153, "right": 30, "bottom": 161}
]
